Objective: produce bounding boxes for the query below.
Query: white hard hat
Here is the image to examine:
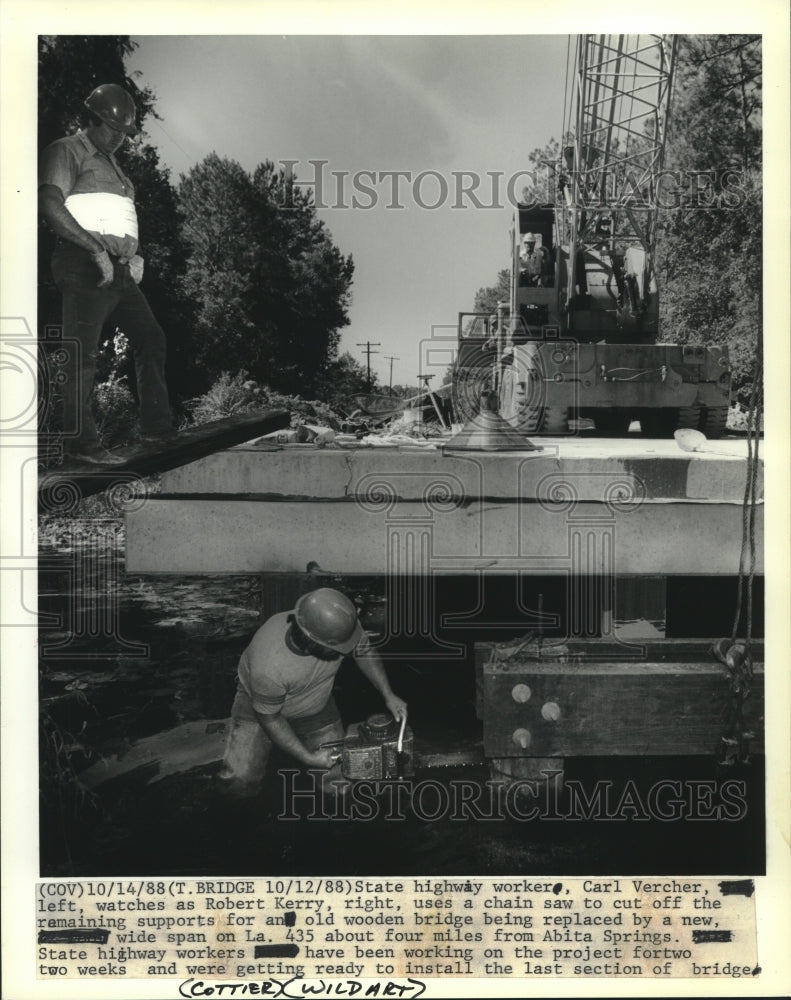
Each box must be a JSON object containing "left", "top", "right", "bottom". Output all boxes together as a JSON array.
[{"left": 522, "top": 232, "right": 536, "bottom": 243}]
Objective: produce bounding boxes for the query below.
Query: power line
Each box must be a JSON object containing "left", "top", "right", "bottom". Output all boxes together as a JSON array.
[
  {"left": 147, "top": 116, "right": 197, "bottom": 168},
  {"left": 356, "top": 341, "right": 381, "bottom": 391}
]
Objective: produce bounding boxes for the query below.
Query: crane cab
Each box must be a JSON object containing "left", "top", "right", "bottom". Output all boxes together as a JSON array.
[
  {"left": 510, "top": 204, "right": 560, "bottom": 339},
  {"left": 510, "top": 203, "right": 659, "bottom": 346}
]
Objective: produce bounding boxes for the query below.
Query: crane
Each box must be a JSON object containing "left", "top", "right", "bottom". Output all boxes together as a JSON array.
[{"left": 454, "top": 34, "right": 732, "bottom": 439}]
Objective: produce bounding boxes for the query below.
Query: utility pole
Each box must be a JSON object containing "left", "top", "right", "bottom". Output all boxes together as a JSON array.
[
  {"left": 357, "top": 341, "right": 381, "bottom": 392},
  {"left": 384, "top": 355, "right": 399, "bottom": 396},
  {"left": 417, "top": 373, "right": 449, "bottom": 430}
]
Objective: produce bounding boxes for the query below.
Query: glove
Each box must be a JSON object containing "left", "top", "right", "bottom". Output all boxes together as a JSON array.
[
  {"left": 92, "top": 249, "right": 114, "bottom": 288},
  {"left": 129, "top": 255, "right": 145, "bottom": 284}
]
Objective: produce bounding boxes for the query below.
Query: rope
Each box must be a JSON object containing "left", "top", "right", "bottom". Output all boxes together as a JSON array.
[
  {"left": 730, "top": 353, "right": 763, "bottom": 647},
  {"left": 561, "top": 35, "right": 572, "bottom": 146},
  {"left": 717, "top": 351, "right": 762, "bottom": 765},
  {"left": 745, "top": 357, "right": 763, "bottom": 648}
]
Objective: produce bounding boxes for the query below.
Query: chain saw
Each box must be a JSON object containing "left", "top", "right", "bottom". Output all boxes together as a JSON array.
[
  {"left": 322, "top": 711, "right": 485, "bottom": 777},
  {"left": 321, "top": 713, "right": 415, "bottom": 780}
]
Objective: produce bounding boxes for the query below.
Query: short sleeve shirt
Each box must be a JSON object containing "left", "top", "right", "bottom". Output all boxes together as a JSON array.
[
  {"left": 39, "top": 130, "right": 139, "bottom": 258},
  {"left": 237, "top": 612, "right": 343, "bottom": 719},
  {"left": 520, "top": 247, "right": 545, "bottom": 276}
]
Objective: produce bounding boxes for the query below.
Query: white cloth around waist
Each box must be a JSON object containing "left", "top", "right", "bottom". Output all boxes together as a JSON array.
[{"left": 64, "top": 192, "right": 139, "bottom": 241}]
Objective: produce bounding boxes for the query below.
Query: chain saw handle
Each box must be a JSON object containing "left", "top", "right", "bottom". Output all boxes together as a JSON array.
[
  {"left": 397, "top": 713, "right": 407, "bottom": 754},
  {"left": 318, "top": 738, "right": 344, "bottom": 762}
]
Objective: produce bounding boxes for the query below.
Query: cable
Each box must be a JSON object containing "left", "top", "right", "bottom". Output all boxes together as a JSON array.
[
  {"left": 716, "top": 350, "right": 762, "bottom": 765},
  {"left": 731, "top": 353, "right": 763, "bottom": 647},
  {"left": 561, "top": 35, "right": 571, "bottom": 146},
  {"left": 148, "top": 116, "right": 195, "bottom": 166}
]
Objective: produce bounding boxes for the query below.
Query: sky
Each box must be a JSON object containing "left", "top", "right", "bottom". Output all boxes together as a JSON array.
[{"left": 127, "top": 35, "right": 569, "bottom": 388}]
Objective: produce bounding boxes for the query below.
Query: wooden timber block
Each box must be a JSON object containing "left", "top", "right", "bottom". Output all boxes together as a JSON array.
[
  {"left": 489, "top": 755, "right": 566, "bottom": 793},
  {"left": 477, "top": 640, "right": 764, "bottom": 757}
]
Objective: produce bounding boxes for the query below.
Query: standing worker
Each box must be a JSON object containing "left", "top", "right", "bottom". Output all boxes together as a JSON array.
[
  {"left": 220, "top": 588, "right": 407, "bottom": 799},
  {"left": 39, "top": 83, "right": 173, "bottom": 465},
  {"left": 519, "top": 232, "right": 553, "bottom": 287}
]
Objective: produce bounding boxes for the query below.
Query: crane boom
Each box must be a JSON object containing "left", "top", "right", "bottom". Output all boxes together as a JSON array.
[{"left": 563, "top": 35, "right": 677, "bottom": 312}]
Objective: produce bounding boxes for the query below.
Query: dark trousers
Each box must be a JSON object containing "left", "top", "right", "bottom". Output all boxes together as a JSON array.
[{"left": 51, "top": 243, "right": 172, "bottom": 449}]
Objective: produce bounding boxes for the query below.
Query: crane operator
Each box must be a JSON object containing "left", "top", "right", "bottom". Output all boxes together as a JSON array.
[{"left": 519, "top": 232, "right": 553, "bottom": 287}]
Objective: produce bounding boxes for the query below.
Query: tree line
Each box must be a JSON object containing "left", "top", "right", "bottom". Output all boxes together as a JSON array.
[
  {"left": 656, "top": 34, "right": 761, "bottom": 403},
  {"left": 38, "top": 35, "right": 373, "bottom": 419},
  {"left": 40, "top": 35, "right": 760, "bottom": 421}
]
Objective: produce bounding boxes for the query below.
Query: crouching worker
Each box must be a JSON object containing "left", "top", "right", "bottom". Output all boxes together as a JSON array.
[{"left": 219, "top": 588, "right": 407, "bottom": 801}]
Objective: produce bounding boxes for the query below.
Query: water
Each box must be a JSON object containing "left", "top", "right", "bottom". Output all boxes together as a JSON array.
[{"left": 38, "top": 547, "right": 765, "bottom": 877}]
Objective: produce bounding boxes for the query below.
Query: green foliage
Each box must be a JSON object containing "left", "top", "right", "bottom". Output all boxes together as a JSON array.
[
  {"left": 39, "top": 332, "right": 139, "bottom": 458},
  {"left": 189, "top": 371, "right": 346, "bottom": 430},
  {"left": 188, "top": 371, "right": 264, "bottom": 424},
  {"left": 473, "top": 268, "right": 511, "bottom": 314},
  {"left": 525, "top": 137, "right": 563, "bottom": 206},
  {"left": 313, "top": 352, "right": 378, "bottom": 411},
  {"left": 657, "top": 35, "right": 762, "bottom": 403},
  {"left": 177, "top": 155, "right": 355, "bottom": 396},
  {"left": 93, "top": 373, "right": 139, "bottom": 446},
  {"left": 666, "top": 36, "right": 761, "bottom": 174},
  {"left": 266, "top": 392, "right": 345, "bottom": 430},
  {"left": 93, "top": 333, "right": 139, "bottom": 446},
  {"left": 391, "top": 383, "right": 420, "bottom": 399}
]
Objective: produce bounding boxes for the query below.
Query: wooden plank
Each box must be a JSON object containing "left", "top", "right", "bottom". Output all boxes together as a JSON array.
[
  {"left": 38, "top": 410, "right": 290, "bottom": 509},
  {"left": 481, "top": 657, "right": 764, "bottom": 757}
]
